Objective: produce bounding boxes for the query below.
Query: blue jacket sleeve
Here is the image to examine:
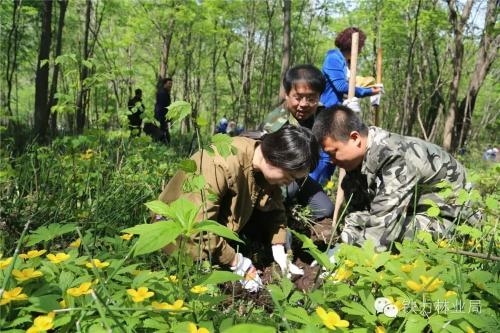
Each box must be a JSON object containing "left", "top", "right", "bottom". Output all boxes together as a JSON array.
[
  {"left": 309, "top": 149, "right": 336, "bottom": 185},
  {"left": 355, "top": 86, "right": 373, "bottom": 98}
]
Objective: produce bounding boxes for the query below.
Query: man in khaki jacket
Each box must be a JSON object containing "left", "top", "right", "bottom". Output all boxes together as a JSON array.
[{"left": 157, "top": 125, "right": 319, "bottom": 292}]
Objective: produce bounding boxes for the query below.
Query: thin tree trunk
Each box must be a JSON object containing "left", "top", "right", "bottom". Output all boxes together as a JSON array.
[
  {"left": 5, "top": 0, "right": 22, "bottom": 119},
  {"left": 34, "top": 0, "right": 53, "bottom": 142},
  {"left": 75, "top": 0, "right": 92, "bottom": 134},
  {"left": 455, "top": 0, "right": 499, "bottom": 149},
  {"left": 278, "top": 0, "right": 291, "bottom": 102},
  {"left": 160, "top": 18, "right": 175, "bottom": 79},
  {"left": 442, "top": 0, "right": 474, "bottom": 151},
  {"left": 49, "top": 0, "right": 68, "bottom": 137}
]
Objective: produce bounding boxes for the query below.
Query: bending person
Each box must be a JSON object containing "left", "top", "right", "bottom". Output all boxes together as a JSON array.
[{"left": 156, "top": 125, "right": 320, "bottom": 291}]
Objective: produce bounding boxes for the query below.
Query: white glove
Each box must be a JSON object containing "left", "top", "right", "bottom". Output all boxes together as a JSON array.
[
  {"left": 272, "top": 244, "right": 304, "bottom": 278},
  {"left": 230, "top": 253, "right": 262, "bottom": 292},
  {"left": 370, "top": 84, "right": 384, "bottom": 106},
  {"left": 342, "top": 97, "right": 361, "bottom": 113}
]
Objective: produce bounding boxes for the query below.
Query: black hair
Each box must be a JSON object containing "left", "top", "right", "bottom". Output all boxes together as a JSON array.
[
  {"left": 157, "top": 77, "right": 173, "bottom": 92},
  {"left": 312, "top": 105, "right": 368, "bottom": 142},
  {"left": 282, "top": 64, "right": 326, "bottom": 95},
  {"left": 260, "top": 124, "right": 319, "bottom": 173},
  {"left": 135, "top": 88, "right": 142, "bottom": 96}
]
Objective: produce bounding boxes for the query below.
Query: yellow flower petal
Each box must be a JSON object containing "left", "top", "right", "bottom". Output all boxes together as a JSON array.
[
  {"left": 69, "top": 238, "right": 81, "bottom": 248},
  {"left": 0, "top": 257, "right": 13, "bottom": 269},
  {"left": 47, "top": 252, "right": 70, "bottom": 264},
  {"left": 120, "top": 233, "right": 133, "bottom": 241},
  {"left": 12, "top": 268, "right": 43, "bottom": 282}
]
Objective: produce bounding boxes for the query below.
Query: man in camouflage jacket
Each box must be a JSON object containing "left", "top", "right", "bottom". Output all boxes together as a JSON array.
[{"left": 313, "top": 105, "right": 477, "bottom": 251}]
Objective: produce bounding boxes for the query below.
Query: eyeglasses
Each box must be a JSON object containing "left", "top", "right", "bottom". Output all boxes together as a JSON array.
[{"left": 290, "top": 95, "right": 319, "bottom": 105}]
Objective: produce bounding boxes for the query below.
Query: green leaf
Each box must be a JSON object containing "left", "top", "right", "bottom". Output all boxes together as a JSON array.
[
  {"left": 167, "top": 101, "right": 192, "bottom": 124},
  {"left": 196, "top": 113, "right": 209, "bottom": 127},
  {"left": 222, "top": 324, "right": 276, "bottom": 333},
  {"left": 144, "top": 200, "right": 171, "bottom": 217},
  {"left": 193, "top": 220, "right": 243, "bottom": 243},
  {"left": 211, "top": 133, "right": 234, "bottom": 158},
  {"left": 199, "top": 270, "right": 241, "bottom": 285},
  {"left": 267, "top": 284, "right": 286, "bottom": 302},
  {"left": 485, "top": 196, "right": 498, "bottom": 211},
  {"left": 427, "top": 206, "right": 440, "bottom": 217},
  {"left": 122, "top": 222, "right": 183, "bottom": 257},
  {"left": 422, "top": 198, "right": 438, "bottom": 207},
  {"left": 404, "top": 314, "right": 427, "bottom": 333},
  {"left": 284, "top": 306, "right": 310, "bottom": 324},
  {"left": 25, "top": 223, "right": 77, "bottom": 246},
  {"left": 143, "top": 318, "right": 168, "bottom": 330},
  {"left": 5, "top": 315, "right": 31, "bottom": 328},
  {"left": 40, "top": 59, "right": 49, "bottom": 68},
  {"left": 27, "top": 295, "right": 61, "bottom": 312},
  {"left": 178, "top": 159, "right": 197, "bottom": 173},
  {"left": 182, "top": 175, "right": 206, "bottom": 193}
]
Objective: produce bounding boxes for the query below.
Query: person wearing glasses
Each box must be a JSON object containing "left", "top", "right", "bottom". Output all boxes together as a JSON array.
[
  {"left": 156, "top": 125, "right": 319, "bottom": 292},
  {"left": 260, "top": 65, "right": 335, "bottom": 243}
]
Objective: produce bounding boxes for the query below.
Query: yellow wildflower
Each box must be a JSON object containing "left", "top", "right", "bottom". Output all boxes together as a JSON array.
[
  {"left": 444, "top": 290, "right": 457, "bottom": 298},
  {"left": 120, "top": 233, "right": 134, "bottom": 241},
  {"left": 188, "top": 323, "right": 210, "bottom": 333},
  {"left": 365, "top": 254, "right": 378, "bottom": 267},
  {"left": 437, "top": 239, "right": 449, "bottom": 248},
  {"left": 325, "top": 181, "right": 334, "bottom": 190},
  {"left": 406, "top": 275, "right": 443, "bottom": 293},
  {"left": 316, "top": 306, "right": 349, "bottom": 330},
  {"left": 343, "top": 259, "right": 355, "bottom": 268},
  {"left": 47, "top": 252, "right": 71, "bottom": 264},
  {"left": 401, "top": 262, "right": 418, "bottom": 273},
  {"left": 19, "top": 250, "right": 47, "bottom": 259},
  {"left": 80, "top": 149, "right": 94, "bottom": 160},
  {"left": 465, "top": 326, "right": 475, "bottom": 333},
  {"left": 190, "top": 285, "right": 208, "bottom": 294},
  {"left": 390, "top": 254, "right": 401, "bottom": 259},
  {"left": 59, "top": 299, "right": 67, "bottom": 308},
  {"left": 85, "top": 258, "right": 110, "bottom": 269},
  {"left": 127, "top": 287, "right": 154, "bottom": 302},
  {"left": 165, "top": 275, "right": 178, "bottom": 283},
  {"left": 67, "top": 282, "right": 92, "bottom": 297},
  {"left": 387, "top": 296, "right": 404, "bottom": 310},
  {"left": 328, "top": 267, "right": 352, "bottom": 283},
  {"left": 152, "top": 299, "right": 188, "bottom": 311},
  {"left": 0, "top": 287, "right": 28, "bottom": 305},
  {"left": 26, "top": 312, "right": 55, "bottom": 333},
  {"left": 69, "top": 238, "right": 81, "bottom": 248},
  {"left": 375, "top": 326, "right": 386, "bottom": 333},
  {"left": 12, "top": 268, "right": 43, "bottom": 282},
  {"left": 0, "top": 257, "right": 13, "bottom": 269}
]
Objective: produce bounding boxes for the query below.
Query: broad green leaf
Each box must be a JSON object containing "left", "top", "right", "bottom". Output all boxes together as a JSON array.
[
  {"left": 196, "top": 113, "right": 209, "bottom": 127},
  {"left": 404, "top": 314, "right": 427, "bottom": 333},
  {"left": 143, "top": 318, "right": 168, "bottom": 330},
  {"left": 182, "top": 175, "right": 206, "bottom": 193},
  {"left": 144, "top": 200, "right": 171, "bottom": 217},
  {"left": 222, "top": 324, "right": 275, "bottom": 333},
  {"left": 427, "top": 206, "right": 440, "bottom": 217},
  {"left": 5, "top": 315, "right": 31, "bottom": 328},
  {"left": 485, "top": 196, "right": 498, "bottom": 211},
  {"left": 455, "top": 225, "right": 482, "bottom": 239},
  {"left": 211, "top": 133, "right": 234, "bottom": 158},
  {"left": 284, "top": 306, "right": 310, "bottom": 324},
  {"left": 159, "top": 198, "right": 201, "bottom": 231},
  {"left": 290, "top": 230, "right": 333, "bottom": 269},
  {"left": 122, "top": 222, "right": 183, "bottom": 257},
  {"left": 178, "top": 159, "right": 197, "bottom": 173},
  {"left": 27, "top": 295, "right": 61, "bottom": 312},
  {"left": 193, "top": 220, "right": 243, "bottom": 243},
  {"left": 167, "top": 101, "right": 192, "bottom": 124},
  {"left": 267, "top": 284, "right": 286, "bottom": 302},
  {"left": 422, "top": 198, "right": 438, "bottom": 207},
  {"left": 25, "top": 223, "right": 77, "bottom": 246},
  {"left": 199, "top": 270, "right": 241, "bottom": 285}
]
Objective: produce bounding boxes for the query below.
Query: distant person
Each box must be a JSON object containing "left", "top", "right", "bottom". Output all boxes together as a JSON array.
[
  {"left": 226, "top": 120, "right": 237, "bottom": 136},
  {"left": 216, "top": 115, "right": 228, "bottom": 134},
  {"left": 483, "top": 145, "right": 497, "bottom": 161},
  {"left": 312, "top": 105, "right": 479, "bottom": 253},
  {"left": 154, "top": 77, "right": 173, "bottom": 143},
  {"left": 127, "top": 89, "right": 145, "bottom": 137},
  {"left": 320, "top": 27, "right": 383, "bottom": 112}
]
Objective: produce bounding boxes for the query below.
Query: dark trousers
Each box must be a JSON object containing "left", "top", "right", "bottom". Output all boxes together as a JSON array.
[{"left": 286, "top": 177, "right": 334, "bottom": 220}]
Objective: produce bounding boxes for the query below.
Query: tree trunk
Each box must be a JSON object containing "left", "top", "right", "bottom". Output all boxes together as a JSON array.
[
  {"left": 49, "top": 0, "right": 68, "bottom": 137},
  {"left": 454, "top": 0, "right": 499, "bottom": 149},
  {"left": 75, "top": 0, "right": 92, "bottom": 134},
  {"left": 34, "top": 0, "right": 53, "bottom": 142},
  {"left": 5, "top": 0, "right": 22, "bottom": 119},
  {"left": 401, "top": 0, "right": 421, "bottom": 136},
  {"left": 160, "top": 18, "right": 175, "bottom": 79},
  {"left": 442, "top": 0, "right": 474, "bottom": 151},
  {"left": 278, "top": 0, "right": 291, "bottom": 102}
]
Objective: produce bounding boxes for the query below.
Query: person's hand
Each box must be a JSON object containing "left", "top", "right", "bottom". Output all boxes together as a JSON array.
[
  {"left": 370, "top": 83, "right": 384, "bottom": 106},
  {"left": 342, "top": 97, "right": 361, "bottom": 113},
  {"left": 371, "top": 83, "right": 384, "bottom": 94},
  {"left": 272, "top": 244, "right": 304, "bottom": 278},
  {"left": 230, "top": 253, "right": 262, "bottom": 292}
]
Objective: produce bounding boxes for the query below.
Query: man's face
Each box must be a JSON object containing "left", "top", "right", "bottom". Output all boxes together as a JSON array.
[
  {"left": 164, "top": 80, "right": 173, "bottom": 90},
  {"left": 260, "top": 160, "right": 309, "bottom": 186},
  {"left": 321, "top": 134, "right": 364, "bottom": 171},
  {"left": 285, "top": 82, "right": 320, "bottom": 121}
]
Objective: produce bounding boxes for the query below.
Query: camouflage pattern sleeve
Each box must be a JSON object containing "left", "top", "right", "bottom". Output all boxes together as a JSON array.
[
  {"left": 341, "top": 155, "right": 418, "bottom": 252},
  {"left": 260, "top": 107, "right": 290, "bottom": 133}
]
